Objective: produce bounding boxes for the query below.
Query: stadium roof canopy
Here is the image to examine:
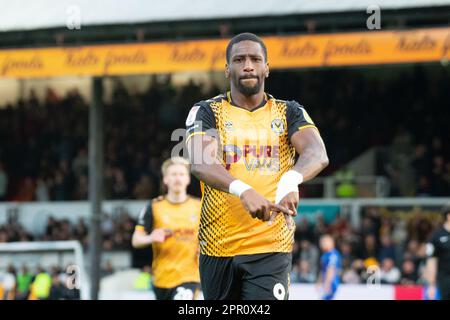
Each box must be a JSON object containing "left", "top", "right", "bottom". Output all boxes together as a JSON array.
[{"left": 1, "top": 0, "right": 450, "bottom": 32}]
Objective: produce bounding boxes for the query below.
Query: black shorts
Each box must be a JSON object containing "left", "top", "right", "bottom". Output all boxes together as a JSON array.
[
  {"left": 200, "top": 252, "right": 292, "bottom": 300},
  {"left": 153, "top": 282, "right": 200, "bottom": 300},
  {"left": 438, "top": 277, "right": 450, "bottom": 300}
]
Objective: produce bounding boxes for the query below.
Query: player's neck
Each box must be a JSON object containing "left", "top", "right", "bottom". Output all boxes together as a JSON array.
[
  {"left": 166, "top": 191, "right": 188, "bottom": 204},
  {"left": 229, "top": 89, "right": 265, "bottom": 111}
]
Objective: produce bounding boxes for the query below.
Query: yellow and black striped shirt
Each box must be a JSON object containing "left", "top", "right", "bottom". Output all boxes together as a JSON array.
[{"left": 185, "top": 92, "right": 318, "bottom": 257}]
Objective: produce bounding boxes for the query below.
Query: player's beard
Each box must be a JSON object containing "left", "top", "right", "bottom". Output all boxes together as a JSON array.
[{"left": 234, "top": 75, "right": 263, "bottom": 96}]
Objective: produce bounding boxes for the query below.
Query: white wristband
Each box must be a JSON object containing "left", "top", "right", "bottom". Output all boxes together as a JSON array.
[
  {"left": 229, "top": 180, "right": 252, "bottom": 197},
  {"left": 275, "top": 170, "right": 303, "bottom": 204}
]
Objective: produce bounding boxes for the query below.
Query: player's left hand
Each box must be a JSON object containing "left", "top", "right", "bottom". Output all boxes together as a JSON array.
[{"left": 268, "top": 191, "right": 298, "bottom": 230}]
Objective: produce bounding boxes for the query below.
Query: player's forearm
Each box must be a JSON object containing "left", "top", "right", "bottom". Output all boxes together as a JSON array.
[
  {"left": 292, "top": 145, "right": 329, "bottom": 182},
  {"left": 131, "top": 233, "right": 152, "bottom": 248},
  {"left": 191, "top": 163, "right": 237, "bottom": 193},
  {"left": 188, "top": 135, "right": 239, "bottom": 193},
  {"left": 290, "top": 129, "right": 329, "bottom": 183},
  {"left": 425, "top": 258, "right": 438, "bottom": 285}
]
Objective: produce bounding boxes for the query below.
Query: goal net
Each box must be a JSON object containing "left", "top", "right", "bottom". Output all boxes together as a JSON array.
[{"left": 0, "top": 241, "right": 89, "bottom": 300}]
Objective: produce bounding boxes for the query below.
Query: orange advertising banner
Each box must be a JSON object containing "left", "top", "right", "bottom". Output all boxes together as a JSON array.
[{"left": 0, "top": 27, "right": 449, "bottom": 78}]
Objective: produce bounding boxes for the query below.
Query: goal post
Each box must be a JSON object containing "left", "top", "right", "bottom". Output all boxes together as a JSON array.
[{"left": 0, "top": 240, "right": 90, "bottom": 300}]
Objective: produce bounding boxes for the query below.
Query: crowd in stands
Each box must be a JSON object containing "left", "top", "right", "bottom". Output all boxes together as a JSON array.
[
  {"left": 0, "top": 212, "right": 135, "bottom": 251},
  {"left": 0, "top": 264, "right": 81, "bottom": 300},
  {"left": 290, "top": 206, "right": 441, "bottom": 285},
  {"left": 268, "top": 66, "right": 449, "bottom": 197},
  {"left": 0, "top": 66, "right": 448, "bottom": 201},
  {"left": 0, "top": 204, "right": 443, "bottom": 294}
]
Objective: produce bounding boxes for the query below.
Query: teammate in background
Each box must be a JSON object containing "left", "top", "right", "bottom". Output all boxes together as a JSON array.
[
  {"left": 317, "top": 234, "right": 341, "bottom": 300},
  {"left": 186, "top": 32, "right": 328, "bottom": 300},
  {"left": 132, "top": 157, "right": 201, "bottom": 300},
  {"left": 425, "top": 206, "right": 450, "bottom": 300}
]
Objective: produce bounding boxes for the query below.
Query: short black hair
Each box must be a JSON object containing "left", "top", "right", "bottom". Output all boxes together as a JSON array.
[{"left": 226, "top": 32, "right": 267, "bottom": 63}]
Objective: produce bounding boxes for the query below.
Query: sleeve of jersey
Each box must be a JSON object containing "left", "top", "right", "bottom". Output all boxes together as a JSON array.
[
  {"left": 286, "top": 100, "right": 319, "bottom": 139},
  {"left": 426, "top": 233, "right": 441, "bottom": 258},
  {"left": 185, "top": 103, "right": 217, "bottom": 144},
  {"left": 328, "top": 253, "right": 340, "bottom": 269},
  {"left": 135, "top": 202, "right": 153, "bottom": 233}
]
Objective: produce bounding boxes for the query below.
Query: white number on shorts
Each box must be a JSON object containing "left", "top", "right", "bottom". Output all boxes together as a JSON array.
[
  {"left": 173, "top": 287, "right": 194, "bottom": 300},
  {"left": 273, "top": 283, "right": 286, "bottom": 300}
]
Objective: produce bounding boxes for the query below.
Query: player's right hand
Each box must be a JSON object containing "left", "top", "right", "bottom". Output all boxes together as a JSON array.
[
  {"left": 240, "top": 189, "right": 293, "bottom": 221},
  {"left": 149, "top": 228, "right": 170, "bottom": 243}
]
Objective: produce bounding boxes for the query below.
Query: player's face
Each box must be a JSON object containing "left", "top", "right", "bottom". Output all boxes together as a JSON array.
[
  {"left": 163, "top": 164, "right": 190, "bottom": 194},
  {"left": 226, "top": 40, "right": 269, "bottom": 96},
  {"left": 320, "top": 237, "right": 334, "bottom": 252}
]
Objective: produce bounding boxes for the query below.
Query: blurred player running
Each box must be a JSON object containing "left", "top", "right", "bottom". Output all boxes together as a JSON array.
[
  {"left": 185, "top": 33, "right": 328, "bottom": 300},
  {"left": 317, "top": 234, "right": 341, "bottom": 300},
  {"left": 132, "top": 157, "right": 201, "bottom": 300}
]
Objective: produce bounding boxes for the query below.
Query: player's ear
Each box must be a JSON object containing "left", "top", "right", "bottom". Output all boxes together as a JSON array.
[
  {"left": 265, "top": 62, "right": 270, "bottom": 78},
  {"left": 225, "top": 63, "right": 230, "bottom": 79}
]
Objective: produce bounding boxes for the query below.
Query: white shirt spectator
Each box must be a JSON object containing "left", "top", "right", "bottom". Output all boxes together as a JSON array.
[
  {"left": 342, "top": 268, "right": 361, "bottom": 284},
  {"left": 35, "top": 179, "right": 50, "bottom": 201},
  {"left": 380, "top": 258, "right": 401, "bottom": 284},
  {"left": 2, "top": 272, "right": 16, "bottom": 291}
]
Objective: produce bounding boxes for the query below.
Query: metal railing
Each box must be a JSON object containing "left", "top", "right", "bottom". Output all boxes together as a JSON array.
[{"left": 304, "top": 176, "right": 391, "bottom": 198}]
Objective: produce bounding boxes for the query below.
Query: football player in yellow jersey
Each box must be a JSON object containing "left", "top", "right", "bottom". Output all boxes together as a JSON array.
[
  {"left": 185, "top": 33, "right": 329, "bottom": 300},
  {"left": 132, "top": 157, "right": 201, "bottom": 300}
]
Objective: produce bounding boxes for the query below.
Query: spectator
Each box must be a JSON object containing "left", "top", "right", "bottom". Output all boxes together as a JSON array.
[
  {"left": 297, "top": 239, "right": 319, "bottom": 277},
  {"left": 52, "top": 170, "right": 69, "bottom": 200},
  {"left": 380, "top": 258, "right": 401, "bottom": 284},
  {"left": 378, "top": 234, "right": 396, "bottom": 263},
  {"left": 73, "top": 175, "right": 88, "bottom": 200},
  {"left": 112, "top": 169, "right": 128, "bottom": 199},
  {"left": 338, "top": 241, "right": 355, "bottom": 270},
  {"left": 296, "top": 260, "right": 316, "bottom": 283},
  {"left": 73, "top": 218, "right": 88, "bottom": 244},
  {"left": 399, "top": 259, "right": 418, "bottom": 285},
  {"left": 15, "top": 265, "right": 33, "bottom": 300},
  {"left": 13, "top": 177, "right": 35, "bottom": 202},
  {"left": 342, "top": 260, "right": 364, "bottom": 284},
  {"left": 133, "top": 174, "right": 153, "bottom": 200},
  {"left": 1, "top": 265, "right": 16, "bottom": 300},
  {"left": 30, "top": 267, "right": 52, "bottom": 300},
  {"left": 48, "top": 272, "right": 65, "bottom": 300},
  {"left": 35, "top": 176, "right": 50, "bottom": 201},
  {"left": 72, "top": 148, "right": 88, "bottom": 177},
  {"left": 101, "top": 214, "right": 115, "bottom": 237},
  {"left": 360, "top": 234, "right": 379, "bottom": 261}
]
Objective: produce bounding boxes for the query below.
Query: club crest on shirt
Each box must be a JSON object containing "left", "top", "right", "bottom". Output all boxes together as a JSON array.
[
  {"left": 271, "top": 119, "right": 285, "bottom": 136},
  {"left": 224, "top": 121, "right": 234, "bottom": 131}
]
